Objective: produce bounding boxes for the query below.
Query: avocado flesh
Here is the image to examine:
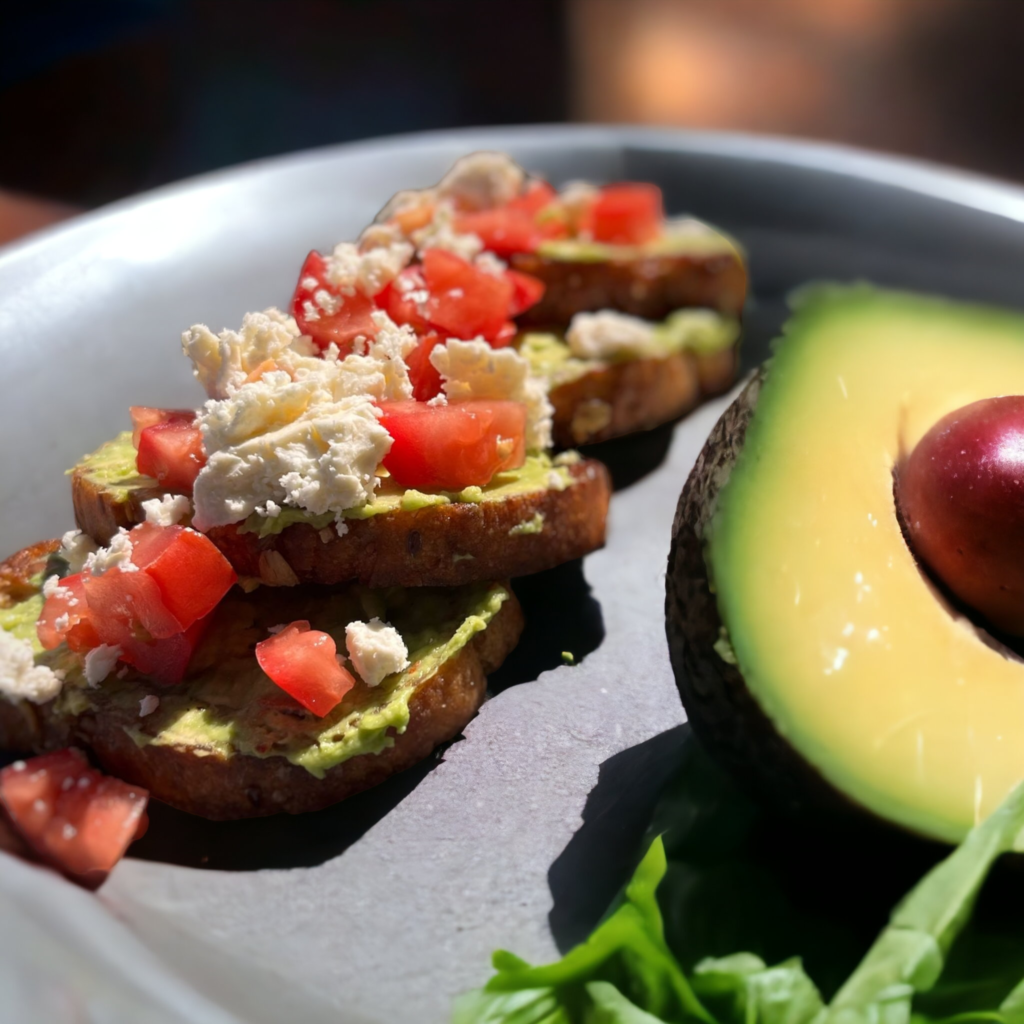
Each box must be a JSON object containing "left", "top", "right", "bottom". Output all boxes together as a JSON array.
[
  {"left": 77, "top": 433, "right": 573, "bottom": 538},
  {"left": 1, "top": 577, "right": 508, "bottom": 779},
  {"left": 535, "top": 220, "right": 738, "bottom": 263},
  {"left": 707, "top": 286, "right": 1024, "bottom": 844}
]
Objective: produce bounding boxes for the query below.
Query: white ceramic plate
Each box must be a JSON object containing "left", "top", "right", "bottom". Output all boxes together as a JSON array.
[{"left": 3, "top": 126, "right": 1024, "bottom": 1024}]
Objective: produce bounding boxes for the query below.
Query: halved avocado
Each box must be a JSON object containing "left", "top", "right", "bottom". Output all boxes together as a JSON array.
[{"left": 667, "top": 285, "right": 1024, "bottom": 846}]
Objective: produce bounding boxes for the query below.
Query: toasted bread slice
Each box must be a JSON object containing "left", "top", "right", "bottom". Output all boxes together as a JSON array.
[
  {"left": 0, "top": 543, "right": 523, "bottom": 819},
  {"left": 532, "top": 341, "right": 738, "bottom": 448},
  {"left": 71, "top": 435, "right": 611, "bottom": 588},
  {"left": 510, "top": 246, "right": 747, "bottom": 330}
]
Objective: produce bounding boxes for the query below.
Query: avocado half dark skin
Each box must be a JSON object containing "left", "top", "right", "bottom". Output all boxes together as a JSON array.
[{"left": 664, "top": 371, "right": 916, "bottom": 837}]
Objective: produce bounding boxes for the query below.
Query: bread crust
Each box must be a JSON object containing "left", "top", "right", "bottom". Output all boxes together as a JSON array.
[
  {"left": 548, "top": 345, "right": 739, "bottom": 447},
  {"left": 510, "top": 249, "right": 747, "bottom": 330},
  {"left": 72, "top": 460, "right": 612, "bottom": 588},
  {"left": 0, "top": 542, "right": 525, "bottom": 819}
]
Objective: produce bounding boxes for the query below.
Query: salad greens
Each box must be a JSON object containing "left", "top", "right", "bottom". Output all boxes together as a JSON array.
[{"left": 454, "top": 739, "right": 1024, "bottom": 1024}]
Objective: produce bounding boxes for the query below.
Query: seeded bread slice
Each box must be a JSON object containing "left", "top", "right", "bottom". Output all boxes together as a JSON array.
[
  {"left": 70, "top": 437, "right": 611, "bottom": 588},
  {"left": 0, "top": 542, "right": 524, "bottom": 819}
]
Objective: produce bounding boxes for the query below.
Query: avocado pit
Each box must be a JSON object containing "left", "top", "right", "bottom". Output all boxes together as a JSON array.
[{"left": 897, "top": 396, "right": 1024, "bottom": 637}]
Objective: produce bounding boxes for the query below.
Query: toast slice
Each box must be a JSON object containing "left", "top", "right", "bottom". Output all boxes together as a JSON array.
[
  {"left": 519, "top": 318, "right": 740, "bottom": 447},
  {"left": 71, "top": 434, "right": 611, "bottom": 588},
  {"left": 0, "top": 542, "right": 523, "bottom": 819},
  {"left": 510, "top": 241, "right": 747, "bottom": 330}
]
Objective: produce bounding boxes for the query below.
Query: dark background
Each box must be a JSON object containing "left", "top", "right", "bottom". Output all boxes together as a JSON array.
[{"left": 2, "top": 0, "right": 1024, "bottom": 221}]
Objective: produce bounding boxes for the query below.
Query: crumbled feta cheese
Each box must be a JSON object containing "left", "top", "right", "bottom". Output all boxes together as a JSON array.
[
  {"left": 189, "top": 311, "right": 419, "bottom": 531},
  {"left": 336, "top": 519, "right": 349, "bottom": 537},
  {"left": 566, "top": 311, "right": 659, "bottom": 360},
  {"left": 0, "top": 631, "right": 63, "bottom": 704},
  {"left": 83, "top": 644, "right": 122, "bottom": 686},
  {"left": 58, "top": 529, "right": 98, "bottom": 574},
  {"left": 258, "top": 500, "right": 281, "bottom": 518},
  {"left": 436, "top": 152, "right": 526, "bottom": 211},
  {"left": 358, "top": 221, "right": 406, "bottom": 251},
  {"left": 557, "top": 180, "right": 599, "bottom": 226},
  {"left": 426, "top": 392, "right": 448, "bottom": 407},
  {"left": 430, "top": 338, "right": 553, "bottom": 450},
  {"left": 142, "top": 494, "right": 192, "bottom": 527},
  {"left": 183, "top": 308, "right": 312, "bottom": 401},
  {"left": 42, "top": 575, "right": 64, "bottom": 599},
  {"left": 345, "top": 618, "right": 410, "bottom": 687},
  {"left": 474, "top": 251, "right": 507, "bottom": 276},
  {"left": 324, "top": 239, "right": 413, "bottom": 296},
  {"left": 139, "top": 695, "right": 160, "bottom": 717},
  {"left": 411, "top": 201, "right": 483, "bottom": 260},
  {"left": 84, "top": 529, "right": 138, "bottom": 576}
]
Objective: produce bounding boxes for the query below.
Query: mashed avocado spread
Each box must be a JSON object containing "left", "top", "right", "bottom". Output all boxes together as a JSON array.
[
  {"left": 76, "top": 434, "right": 573, "bottom": 539},
  {"left": 536, "top": 221, "right": 739, "bottom": 263},
  {"left": 1, "top": 574, "right": 508, "bottom": 778},
  {"left": 519, "top": 309, "right": 740, "bottom": 388}
]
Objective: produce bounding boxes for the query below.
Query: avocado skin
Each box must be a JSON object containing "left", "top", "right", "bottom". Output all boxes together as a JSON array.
[{"left": 665, "top": 372, "right": 867, "bottom": 828}]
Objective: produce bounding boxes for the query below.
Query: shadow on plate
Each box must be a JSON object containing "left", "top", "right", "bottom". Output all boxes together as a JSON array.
[
  {"left": 547, "top": 724, "right": 688, "bottom": 952},
  {"left": 128, "top": 740, "right": 451, "bottom": 871},
  {"left": 488, "top": 558, "right": 605, "bottom": 696},
  {"left": 577, "top": 420, "right": 676, "bottom": 493}
]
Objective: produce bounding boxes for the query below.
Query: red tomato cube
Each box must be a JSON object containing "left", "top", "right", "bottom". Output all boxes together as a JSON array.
[
  {"left": 255, "top": 621, "right": 355, "bottom": 717},
  {"left": 37, "top": 572, "right": 96, "bottom": 652},
  {"left": 379, "top": 400, "right": 526, "bottom": 491},
  {"left": 129, "top": 407, "right": 196, "bottom": 449},
  {"left": 0, "top": 750, "right": 148, "bottom": 889},
  {"left": 584, "top": 183, "right": 664, "bottom": 245},
  {"left": 421, "top": 248, "right": 514, "bottom": 343},
  {"left": 290, "top": 250, "right": 379, "bottom": 353},
  {"left": 85, "top": 567, "right": 184, "bottom": 645},
  {"left": 405, "top": 332, "right": 447, "bottom": 402},
  {"left": 136, "top": 420, "right": 206, "bottom": 493},
  {"left": 129, "top": 523, "right": 236, "bottom": 629}
]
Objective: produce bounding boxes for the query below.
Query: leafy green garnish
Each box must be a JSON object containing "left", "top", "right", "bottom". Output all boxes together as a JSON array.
[{"left": 456, "top": 743, "right": 1024, "bottom": 1024}]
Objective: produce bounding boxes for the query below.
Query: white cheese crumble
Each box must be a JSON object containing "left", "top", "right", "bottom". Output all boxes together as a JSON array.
[
  {"left": 430, "top": 338, "right": 554, "bottom": 451},
  {"left": 323, "top": 239, "right": 413, "bottom": 296},
  {"left": 436, "top": 152, "right": 526, "bottom": 211},
  {"left": 410, "top": 200, "right": 483, "bottom": 261},
  {"left": 566, "top": 311, "right": 659, "bottom": 360},
  {"left": 186, "top": 310, "right": 421, "bottom": 531},
  {"left": 142, "top": 493, "right": 192, "bottom": 527},
  {"left": 0, "top": 631, "right": 64, "bottom": 704},
  {"left": 58, "top": 529, "right": 98, "bottom": 574},
  {"left": 83, "top": 644, "right": 122, "bottom": 686},
  {"left": 139, "top": 694, "right": 160, "bottom": 717},
  {"left": 84, "top": 529, "right": 138, "bottom": 577},
  {"left": 345, "top": 618, "right": 410, "bottom": 688}
]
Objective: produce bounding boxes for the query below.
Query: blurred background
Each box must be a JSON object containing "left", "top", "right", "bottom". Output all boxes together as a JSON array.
[{"left": 3, "top": 0, "right": 1024, "bottom": 243}]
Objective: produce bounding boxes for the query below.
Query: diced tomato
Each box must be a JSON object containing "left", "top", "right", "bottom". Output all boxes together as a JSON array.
[
  {"left": 405, "top": 332, "right": 447, "bottom": 402},
  {"left": 129, "top": 407, "right": 195, "bottom": 449},
  {"left": 255, "top": 621, "right": 355, "bottom": 717},
  {"left": 129, "top": 523, "right": 236, "bottom": 629},
  {"left": 506, "top": 270, "right": 545, "bottom": 318},
  {"left": 379, "top": 400, "right": 526, "bottom": 490},
  {"left": 454, "top": 182, "right": 565, "bottom": 257},
  {"left": 0, "top": 749, "right": 148, "bottom": 889},
  {"left": 582, "top": 183, "right": 663, "bottom": 245},
  {"left": 290, "top": 250, "right": 378, "bottom": 354},
  {"left": 421, "top": 248, "right": 514, "bottom": 343},
  {"left": 377, "top": 266, "right": 431, "bottom": 333},
  {"left": 85, "top": 568, "right": 184, "bottom": 646},
  {"left": 37, "top": 573, "right": 97, "bottom": 653},
  {"left": 136, "top": 420, "right": 206, "bottom": 493},
  {"left": 117, "top": 616, "right": 209, "bottom": 686}
]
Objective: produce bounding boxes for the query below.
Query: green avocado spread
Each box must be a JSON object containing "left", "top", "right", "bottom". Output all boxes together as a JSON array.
[
  {"left": 1, "top": 575, "right": 509, "bottom": 778},
  {"left": 519, "top": 309, "right": 740, "bottom": 388},
  {"left": 535, "top": 219, "right": 739, "bottom": 263},
  {"left": 75, "top": 435, "right": 573, "bottom": 539}
]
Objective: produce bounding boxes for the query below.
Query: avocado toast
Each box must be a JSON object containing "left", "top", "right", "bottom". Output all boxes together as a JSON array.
[
  {"left": 0, "top": 541, "right": 522, "bottom": 819},
  {"left": 372, "top": 152, "right": 747, "bottom": 445},
  {"left": 0, "top": 229, "right": 608, "bottom": 822}
]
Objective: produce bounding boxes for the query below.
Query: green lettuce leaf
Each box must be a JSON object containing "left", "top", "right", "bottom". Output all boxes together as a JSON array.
[{"left": 455, "top": 738, "right": 1024, "bottom": 1024}]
